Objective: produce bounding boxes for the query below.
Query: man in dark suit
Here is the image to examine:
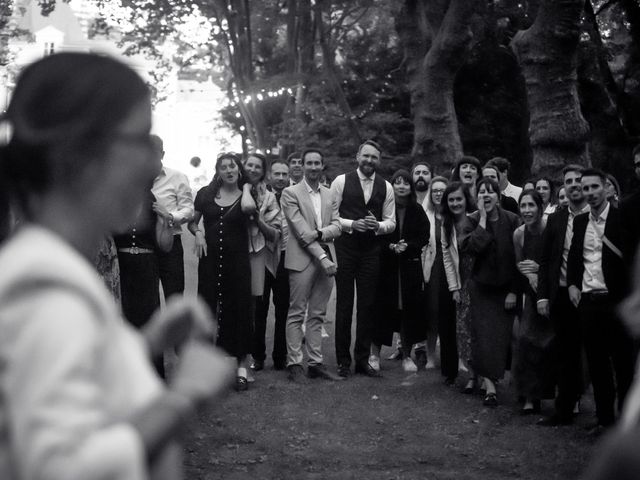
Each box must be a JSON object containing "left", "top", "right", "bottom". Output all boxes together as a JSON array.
[
  {"left": 537, "top": 164, "right": 589, "bottom": 426},
  {"left": 281, "top": 149, "right": 342, "bottom": 382},
  {"left": 330, "top": 140, "right": 396, "bottom": 378},
  {"left": 567, "top": 168, "right": 635, "bottom": 432}
]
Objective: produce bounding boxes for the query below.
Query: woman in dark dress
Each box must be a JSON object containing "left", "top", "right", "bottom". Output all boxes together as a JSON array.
[
  {"left": 370, "top": 170, "right": 430, "bottom": 373},
  {"left": 189, "top": 153, "right": 253, "bottom": 391},
  {"left": 513, "top": 190, "right": 556, "bottom": 414},
  {"left": 114, "top": 190, "right": 173, "bottom": 376},
  {"left": 463, "top": 178, "right": 520, "bottom": 407}
]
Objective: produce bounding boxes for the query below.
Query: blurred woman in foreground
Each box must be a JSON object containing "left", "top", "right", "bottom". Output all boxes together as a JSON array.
[{"left": 0, "top": 53, "right": 233, "bottom": 480}]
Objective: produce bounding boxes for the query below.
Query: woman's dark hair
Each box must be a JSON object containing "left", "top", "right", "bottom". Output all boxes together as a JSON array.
[
  {"left": 0, "top": 53, "right": 150, "bottom": 214},
  {"left": 451, "top": 156, "right": 481, "bottom": 182},
  {"left": 243, "top": 152, "right": 269, "bottom": 183},
  {"left": 210, "top": 152, "right": 244, "bottom": 195},
  {"left": 391, "top": 169, "right": 415, "bottom": 201},
  {"left": 605, "top": 173, "right": 621, "bottom": 199},
  {"left": 441, "top": 181, "right": 474, "bottom": 247},
  {"left": 535, "top": 176, "right": 555, "bottom": 206},
  {"left": 518, "top": 189, "right": 544, "bottom": 224},
  {"left": 476, "top": 177, "right": 500, "bottom": 196}
]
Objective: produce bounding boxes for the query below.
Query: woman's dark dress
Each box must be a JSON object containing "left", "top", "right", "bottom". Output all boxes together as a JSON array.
[
  {"left": 372, "top": 201, "right": 429, "bottom": 347},
  {"left": 195, "top": 186, "right": 252, "bottom": 358},
  {"left": 513, "top": 227, "right": 556, "bottom": 399},
  {"left": 462, "top": 208, "right": 520, "bottom": 381}
]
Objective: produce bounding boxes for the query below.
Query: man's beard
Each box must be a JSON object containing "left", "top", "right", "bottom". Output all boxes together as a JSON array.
[{"left": 414, "top": 180, "right": 428, "bottom": 192}]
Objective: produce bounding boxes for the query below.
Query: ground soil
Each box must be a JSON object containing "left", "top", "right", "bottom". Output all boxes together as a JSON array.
[{"left": 180, "top": 228, "right": 596, "bottom": 480}]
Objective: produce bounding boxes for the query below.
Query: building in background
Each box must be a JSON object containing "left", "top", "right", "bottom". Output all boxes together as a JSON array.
[{"left": 0, "top": 0, "right": 239, "bottom": 174}]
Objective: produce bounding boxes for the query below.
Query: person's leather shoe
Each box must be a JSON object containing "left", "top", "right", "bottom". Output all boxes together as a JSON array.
[
  {"left": 287, "top": 364, "right": 310, "bottom": 384},
  {"left": 415, "top": 349, "right": 427, "bottom": 370},
  {"left": 536, "top": 415, "right": 573, "bottom": 426},
  {"left": 355, "top": 363, "right": 382, "bottom": 377},
  {"left": 337, "top": 365, "right": 351, "bottom": 378},
  {"left": 308, "top": 364, "right": 344, "bottom": 381},
  {"left": 251, "top": 360, "right": 264, "bottom": 371}
]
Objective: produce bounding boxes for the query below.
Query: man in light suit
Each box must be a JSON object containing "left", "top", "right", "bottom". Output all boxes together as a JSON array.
[{"left": 281, "top": 148, "right": 343, "bottom": 382}]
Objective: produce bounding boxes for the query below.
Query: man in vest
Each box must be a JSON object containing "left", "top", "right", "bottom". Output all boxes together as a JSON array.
[{"left": 330, "top": 140, "right": 396, "bottom": 378}]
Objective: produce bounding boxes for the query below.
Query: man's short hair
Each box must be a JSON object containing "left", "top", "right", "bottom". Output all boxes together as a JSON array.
[
  {"left": 271, "top": 159, "right": 289, "bottom": 170},
  {"left": 357, "top": 139, "right": 382, "bottom": 155},
  {"left": 301, "top": 148, "right": 324, "bottom": 164},
  {"left": 286, "top": 152, "right": 302, "bottom": 164},
  {"left": 411, "top": 161, "right": 432, "bottom": 174},
  {"left": 580, "top": 167, "right": 607, "bottom": 184},
  {"left": 632, "top": 144, "right": 640, "bottom": 158},
  {"left": 486, "top": 157, "right": 510, "bottom": 173},
  {"left": 562, "top": 163, "right": 585, "bottom": 177}
]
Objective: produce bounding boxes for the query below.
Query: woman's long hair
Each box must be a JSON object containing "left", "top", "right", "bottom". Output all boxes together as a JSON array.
[
  {"left": 209, "top": 152, "right": 245, "bottom": 197},
  {"left": 441, "top": 182, "right": 474, "bottom": 248}
]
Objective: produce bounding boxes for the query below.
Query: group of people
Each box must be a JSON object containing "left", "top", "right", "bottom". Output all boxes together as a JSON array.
[
  {"left": 178, "top": 138, "right": 640, "bottom": 439},
  {"left": 2, "top": 51, "right": 640, "bottom": 480}
]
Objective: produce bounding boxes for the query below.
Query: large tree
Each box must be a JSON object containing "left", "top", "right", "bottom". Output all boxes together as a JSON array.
[
  {"left": 396, "top": 0, "right": 479, "bottom": 172},
  {"left": 511, "top": 0, "right": 590, "bottom": 178}
]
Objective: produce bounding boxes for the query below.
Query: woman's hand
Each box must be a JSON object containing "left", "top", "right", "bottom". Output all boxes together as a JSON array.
[
  {"left": 505, "top": 292, "right": 517, "bottom": 310},
  {"left": 194, "top": 231, "right": 207, "bottom": 258}
]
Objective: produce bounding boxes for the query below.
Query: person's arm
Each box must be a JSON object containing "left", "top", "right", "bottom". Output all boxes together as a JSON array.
[
  {"left": 537, "top": 216, "right": 555, "bottom": 315},
  {"left": 169, "top": 173, "right": 194, "bottom": 225},
  {"left": 441, "top": 228, "right": 461, "bottom": 292},
  {"left": 329, "top": 175, "right": 354, "bottom": 233},
  {"left": 567, "top": 216, "right": 585, "bottom": 307},
  {"left": 187, "top": 210, "right": 207, "bottom": 258},
  {"left": 6, "top": 294, "right": 232, "bottom": 480},
  {"left": 460, "top": 213, "right": 492, "bottom": 255},
  {"left": 317, "top": 188, "right": 342, "bottom": 241},
  {"left": 375, "top": 181, "right": 396, "bottom": 235},
  {"left": 402, "top": 207, "right": 429, "bottom": 257},
  {"left": 256, "top": 192, "right": 280, "bottom": 243}
]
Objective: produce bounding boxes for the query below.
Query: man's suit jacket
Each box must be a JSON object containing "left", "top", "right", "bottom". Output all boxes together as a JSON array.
[
  {"left": 281, "top": 181, "right": 341, "bottom": 272},
  {"left": 567, "top": 206, "right": 629, "bottom": 301},
  {"left": 538, "top": 207, "right": 571, "bottom": 305}
]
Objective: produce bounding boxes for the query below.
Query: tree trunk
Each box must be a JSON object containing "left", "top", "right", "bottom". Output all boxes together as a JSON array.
[
  {"left": 397, "top": 0, "right": 478, "bottom": 172},
  {"left": 511, "top": 0, "right": 590, "bottom": 179},
  {"left": 314, "top": 0, "right": 361, "bottom": 142}
]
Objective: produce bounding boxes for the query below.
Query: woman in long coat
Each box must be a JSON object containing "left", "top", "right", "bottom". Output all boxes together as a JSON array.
[
  {"left": 462, "top": 178, "right": 521, "bottom": 406},
  {"left": 371, "top": 170, "right": 430, "bottom": 373}
]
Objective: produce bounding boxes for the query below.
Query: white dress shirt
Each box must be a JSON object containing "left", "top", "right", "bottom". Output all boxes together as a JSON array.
[
  {"left": 559, "top": 203, "right": 590, "bottom": 287},
  {"left": 152, "top": 166, "right": 194, "bottom": 234},
  {"left": 303, "top": 179, "right": 323, "bottom": 228},
  {"left": 582, "top": 202, "right": 610, "bottom": 293},
  {"left": 503, "top": 182, "right": 523, "bottom": 203},
  {"left": 330, "top": 169, "right": 396, "bottom": 235}
]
